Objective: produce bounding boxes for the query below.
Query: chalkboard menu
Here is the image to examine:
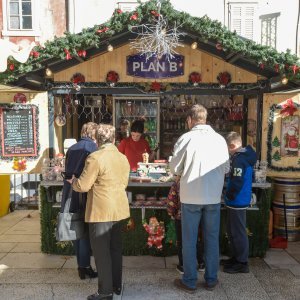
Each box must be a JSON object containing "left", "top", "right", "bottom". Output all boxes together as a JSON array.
[{"left": 0, "top": 105, "right": 38, "bottom": 158}]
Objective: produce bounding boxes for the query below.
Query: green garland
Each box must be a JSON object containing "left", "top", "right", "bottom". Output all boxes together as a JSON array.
[
  {"left": 267, "top": 102, "right": 300, "bottom": 171},
  {"left": 49, "top": 81, "right": 268, "bottom": 93},
  {"left": 1, "top": 0, "right": 300, "bottom": 84}
]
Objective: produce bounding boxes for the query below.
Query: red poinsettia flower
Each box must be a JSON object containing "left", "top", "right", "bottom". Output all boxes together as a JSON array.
[
  {"left": 151, "top": 81, "right": 161, "bottom": 92},
  {"left": 189, "top": 72, "right": 202, "bottom": 84},
  {"left": 280, "top": 99, "right": 298, "bottom": 117},
  {"left": 217, "top": 71, "right": 231, "bottom": 86},
  {"left": 106, "top": 71, "right": 119, "bottom": 83},
  {"left": 71, "top": 73, "right": 85, "bottom": 84},
  {"left": 64, "top": 49, "right": 72, "bottom": 60},
  {"left": 77, "top": 50, "right": 86, "bottom": 57},
  {"left": 130, "top": 13, "right": 138, "bottom": 20},
  {"left": 97, "top": 27, "right": 109, "bottom": 34}
]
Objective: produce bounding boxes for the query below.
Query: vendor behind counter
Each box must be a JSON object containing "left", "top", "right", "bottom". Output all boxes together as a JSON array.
[{"left": 118, "top": 120, "right": 156, "bottom": 171}]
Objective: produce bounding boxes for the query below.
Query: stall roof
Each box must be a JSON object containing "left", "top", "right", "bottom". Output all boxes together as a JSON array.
[{"left": 1, "top": 0, "right": 300, "bottom": 91}]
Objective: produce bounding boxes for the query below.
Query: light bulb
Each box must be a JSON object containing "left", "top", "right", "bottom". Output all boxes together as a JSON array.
[
  {"left": 45, "top": 68, "right": 52, "bottom": 77},
  {"left": 107, "top": 44, "right": 114, "bottom": 52},
  {"left": 191, "top": 42, "right": 198, "bottom": 50},
  {"left": 281, "top": 75, "right": 288, "bottom": 85}
]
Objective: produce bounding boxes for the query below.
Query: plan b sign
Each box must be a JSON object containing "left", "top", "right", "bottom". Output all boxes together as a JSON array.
[{"left": 127, "top": 53, "right": 184, "bottom": 78}]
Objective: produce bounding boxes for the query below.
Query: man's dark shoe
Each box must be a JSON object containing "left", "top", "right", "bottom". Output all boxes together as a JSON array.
[
  {"left": 87, "top": 292, "right": 113, "bottom": 300},
  {"left": 174, "top": 278, "right": 196, "bottom": 294},
  {"left": 223, "top": 262, "right": 249, "bottom": 274},
  {"left": 204, "top": 280, "right": 219, "bottom": 291},
  {"left": 113, "top": 286, "right": 122, "bottom": 295},
  {"left": 220, "top": 257, "right": 236, "bottom": 266},
  {"left": 78, "top": 266, "right": 98, "bottom": 280}
]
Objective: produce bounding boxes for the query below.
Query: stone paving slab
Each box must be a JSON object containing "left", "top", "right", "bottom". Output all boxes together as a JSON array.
[
  {"left": 264, "top": 249, "right": 299, "bottom": 269},
  {"left": 10, "top": 242, "right": 41, "bottom": 253},
  {"left": 0, "top": 234, "right": 40, "bottom": 243},
  {"left": 123, "top": 255, "right": 165, "bottom": 269},
  {"left": 0, "top": 242, "right": 17, "bottom": 252},
  {"left": 0, "top": 283, "right": 53, "bottom": 300}
]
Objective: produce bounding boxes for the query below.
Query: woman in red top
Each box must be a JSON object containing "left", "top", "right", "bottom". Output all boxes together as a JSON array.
[{"left": 118, "top": 120, "right": 154, "bottom": 171}]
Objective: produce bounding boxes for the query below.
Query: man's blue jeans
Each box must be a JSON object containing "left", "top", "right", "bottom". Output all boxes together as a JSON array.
[{"left": 181, "top": 203, "right": 220, "bottom": 288}]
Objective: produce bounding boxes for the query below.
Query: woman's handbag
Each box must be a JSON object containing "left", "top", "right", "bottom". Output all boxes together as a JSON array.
[{"left": 56, "top": 188, "right": 85, "bottom": 241}]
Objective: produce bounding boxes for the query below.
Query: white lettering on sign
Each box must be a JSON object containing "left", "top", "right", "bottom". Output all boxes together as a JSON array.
[
  {"left": 170, "top": 62, "right": 177, "bottom": 72},
  {"left": 133, "top": 62, "right": 140, "bottom": 72}
]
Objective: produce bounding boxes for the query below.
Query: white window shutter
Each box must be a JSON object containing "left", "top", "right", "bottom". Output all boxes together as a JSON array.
[{"left": 229, "top": 2, "right": 257, "bottom": 41}]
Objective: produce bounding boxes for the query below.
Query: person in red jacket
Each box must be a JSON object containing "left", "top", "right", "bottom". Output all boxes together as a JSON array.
[{"left": 118, "top": 120, "right": 156, "bottom": 171}]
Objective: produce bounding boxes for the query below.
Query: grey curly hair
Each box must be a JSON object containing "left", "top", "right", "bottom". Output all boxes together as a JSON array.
[{"left": 97, "top": 124, "right": 115, "bottom": 145}]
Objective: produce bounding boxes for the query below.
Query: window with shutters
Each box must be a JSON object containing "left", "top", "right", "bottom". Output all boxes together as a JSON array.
[
  {"left": 228, "top": 2, "right": 258, "bottom": 41},
  {"left": 260, "top": 13, "right": 280, "bottom": 49},
  {"left": 2, "top": 0, "right": 40, "bottom": 36}
]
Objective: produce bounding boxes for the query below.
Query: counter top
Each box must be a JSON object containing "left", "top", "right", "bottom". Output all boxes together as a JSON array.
[{"left": 40, "top": 180, "right": 272, "bottom": 189}]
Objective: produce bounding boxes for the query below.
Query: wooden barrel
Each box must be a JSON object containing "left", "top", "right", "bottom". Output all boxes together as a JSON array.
[{"left": 273, "top": 178, "right": 300, "bottom": 241}]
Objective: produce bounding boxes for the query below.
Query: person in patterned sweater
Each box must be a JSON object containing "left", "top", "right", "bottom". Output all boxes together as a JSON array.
[{"left": 166, "top": 177, "right": 205, "bottom": 274}]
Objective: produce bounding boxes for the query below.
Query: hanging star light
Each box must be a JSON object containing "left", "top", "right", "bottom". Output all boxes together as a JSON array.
[{"left": 130, "top": 1, "right": 184, "bottom": 61}]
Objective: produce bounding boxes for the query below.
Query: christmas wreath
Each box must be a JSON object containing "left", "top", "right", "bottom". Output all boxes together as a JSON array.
[
  {"left": 188, "top": 72, "right": 202, "bottom": 85},
  {"left": 106, "top": 70, "right": 119, "bottom": 86},
  {"left": 70, "top": 73, "right": 85, "bottom": 84},
  {"left": 217, "top": 71, "right": 231, "bottom": 87}
]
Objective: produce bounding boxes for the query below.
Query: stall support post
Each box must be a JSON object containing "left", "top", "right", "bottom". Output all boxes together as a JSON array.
[{"left": 48, "top": 91, "right": 55, "bottom": 158}]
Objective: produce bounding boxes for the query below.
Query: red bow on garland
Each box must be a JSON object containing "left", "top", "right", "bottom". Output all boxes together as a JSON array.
[
  {"left": 189, "top": 72, "right": 201, "bottom": 84},
  {"left": 151, "top": 81, "right": 161, "bottom": 92},
  {"left": 77, "top": 50, "right": 86, "bottom": 58},
  {"left": 64, "top": 49, "right": 72, "bottom": 60},
  {"left": 106, "top": 71, "right": 119, "bottom": 83},
  {"left": 71, "top": 73, "right": 85, "bottom": 84},
  {"left": 217, "top": 71, "right": 231, "bottom": 86},
  {"left": 280, "top": 99, "right": 298, "bottom": 117}
]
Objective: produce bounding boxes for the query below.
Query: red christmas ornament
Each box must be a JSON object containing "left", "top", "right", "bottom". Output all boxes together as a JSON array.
[
  {"left": 151, "top": 81, "right": 161, "bottom": 92},
  {"left": 115, "top": 9, "right": 122, "bottom": 14},
  {"left": 9, "top": 64, "right": 15, "bottom": 71},
  {"left": 188, "top": 72, "right": 202, "bottom": 85},
  {"left": 97, "top": 27, "right": 109, "bottom": 34},
  {"left": 64, "top": 49, "right": 72, "bottom": 60},
  {"left": 217, "top": 71, "right": 231, "bottom": 86},
  {"left": 106, "top": 71, "right": 119, "bottom": 84},
  {"left": 280, "top": 99, "right": 298, "bottom": 117},
  {"left": 77, "top": 50, "right": 86, "bottom": 57},
  {"left": 130, "top": 13, "right": 138, "bottom": 20}
]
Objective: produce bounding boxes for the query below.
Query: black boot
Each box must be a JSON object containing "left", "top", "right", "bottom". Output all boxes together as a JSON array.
[{"left": 78, "top": 266, "right": 98, "bottom": 280}]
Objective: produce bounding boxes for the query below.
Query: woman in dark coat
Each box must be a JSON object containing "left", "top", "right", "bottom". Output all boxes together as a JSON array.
[{"left": 61, "top": 122, "right": 98, "bottom": 279}]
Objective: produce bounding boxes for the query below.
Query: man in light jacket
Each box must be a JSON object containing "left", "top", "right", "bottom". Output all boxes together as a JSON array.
[
  {"left": 71, "top": 124, "right": 130, "bottom": 300},
  {"left": 170, "top": 104, "right": 229, "bottom": 293}
]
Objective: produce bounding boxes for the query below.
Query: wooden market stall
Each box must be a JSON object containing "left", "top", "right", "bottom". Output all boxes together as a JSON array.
[{"left": 3, "top": 1, "right": 300, "bottom": 256}]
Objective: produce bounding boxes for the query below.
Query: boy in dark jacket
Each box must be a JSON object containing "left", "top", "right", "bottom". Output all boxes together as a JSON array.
[{"left": 223, "top": 132, "right": 257, "bottom": 274}]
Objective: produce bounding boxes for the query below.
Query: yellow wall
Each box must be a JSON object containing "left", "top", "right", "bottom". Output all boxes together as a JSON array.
[
  {"left": 54, "top": 43, "right": 258, "bottom": 83},
  {"left": 0, "top": 175, "right": 10, "bottom": 216},
  {"left": 0, "top": 89, "right": 49, "bottom": 174},
  {"left": 262, "top": 93, "right": 300, "bottom": 178}
]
